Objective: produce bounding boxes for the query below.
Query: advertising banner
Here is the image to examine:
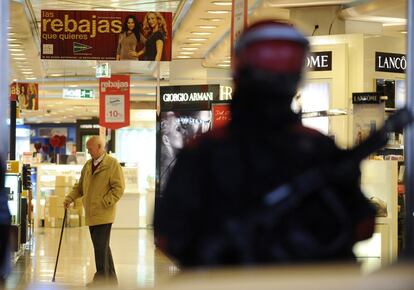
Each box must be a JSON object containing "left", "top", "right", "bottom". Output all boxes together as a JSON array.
[
  {"left": 99, "top": 75, "right": 130, "bottom": 130},
  {"left": 212, "top": 101, "right": 232, "bottom": 129},
  {"left": 10, "top": 82, "right": 39, "bottom": 110},
  {"left": 41, "top": 10, "right": 172, "bottom": 61},
  {"left": 157, "top": 84, "right": 220, "bottom": 196}
]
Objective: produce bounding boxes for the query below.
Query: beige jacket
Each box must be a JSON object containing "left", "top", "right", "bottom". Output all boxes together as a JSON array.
[{"left": 66, "top": 153, "right": 125, "bottom": 226}]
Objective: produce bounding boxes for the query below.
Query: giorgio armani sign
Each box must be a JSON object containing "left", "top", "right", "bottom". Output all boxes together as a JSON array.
[
  {"left": 160, "top": 84, "right": 220, "bottom": 111},
  {"left": 375, "top": 52, "right": 406, "bottom": 73}
]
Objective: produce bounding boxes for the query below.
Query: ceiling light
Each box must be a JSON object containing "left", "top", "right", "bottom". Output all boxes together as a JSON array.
[
  {"left": 13, "top": 57, "right": 27, "bottom": 60},
  {"left": 179, "top": 51, "right": 195, "bottom": 55},
  {"left": 223, "top": 60, "right": 231, "bottom": 63},
  {"left": 8, "top": 32, "right": 16, "bottom": 36},
  {"left": 218, "top": 64, "right": 231, "bottom": 67},
  {"left": 200, "top": 18, "right": 222, "bottom": 22},
  {"left": 69, "top": 84, "right": 78, "bottom": 87},
  {"left": 22, "top": 72, "right": 33, "bottom": 75},
  {"left": 198, "top": 25, "right": 217, "bottom": 29},
  {"left": 191, "top": 31, "right": 212, "bottom": 35},
  {"left": 11, "top": 53, "right": 25, "bottom": 56},
  {"left": 181, "top": 47, "right": 198, "bottom": 51},
  {"left": 8, "top": 38, "right": 17, "bottom": 41},
  {"left": 9, "top": 43, "right": 22, "bottom": 47},
  {"left": 49, "top": 73, "right": 63, "bottom": 77},
  {"left": 212, "top": 1, "right": 232, "bottom": 5},
  {"left": 176, "top": 55, "right": 191, "bottom": 59},
  {"left": 182, "top": 42, "right": 203, "bottom": 46},
  {"left": 207, "top": 10, "right": 230, "bottom": 14},
  {"left": 25, "top": 77, "right": 37, "bottom": 80},
  {"left": 187, "top": 38, "right": 208, "bottom": 41},
  {"left": 19, "top": 68, "right": 33, "bottom": 71},
  {"left": 9, "top": 48, "right": 23, "bottom": 52}
]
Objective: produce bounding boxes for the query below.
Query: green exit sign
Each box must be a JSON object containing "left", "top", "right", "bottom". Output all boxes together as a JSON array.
[
  {"left": 96, "top": 63, "right": 111, "bottom": 78},
  {"left": 63, "top": 88, "right": 95, "bottom": 99}
]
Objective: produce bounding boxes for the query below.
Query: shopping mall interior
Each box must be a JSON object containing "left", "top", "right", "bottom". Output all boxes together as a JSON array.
[{"left": 1, "top": 0, "right": 414, "bottom": 289}]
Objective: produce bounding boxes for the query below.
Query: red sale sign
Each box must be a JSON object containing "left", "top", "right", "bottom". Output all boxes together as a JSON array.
[
  {"left": 212, "top": 102, "right": 232, "bottom": 129},
  {"left": 99, "top": 75, "right": 130, "bottom": 130}
]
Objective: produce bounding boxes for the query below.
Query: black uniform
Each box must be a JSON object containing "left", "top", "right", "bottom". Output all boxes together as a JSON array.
[{"left": 154, "top": 106, "right": 376, "bottom": 267}]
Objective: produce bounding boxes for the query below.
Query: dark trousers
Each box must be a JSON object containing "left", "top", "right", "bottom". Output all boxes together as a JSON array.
[{"left": 89, "top": 223, "right": 117, "bottom": 283}]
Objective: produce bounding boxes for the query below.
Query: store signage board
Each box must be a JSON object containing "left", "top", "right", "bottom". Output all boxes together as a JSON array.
[
  {"left": 96, "top": 63, "right": 111, "bottom": 78},
  {"left": 212, "top": 101, "right": 232, "bottom": 129},
  {"left": 99, "top": 75, "right": 130, "bottom": 130},
  {"left": 352, "top": 92, "right": 381, "bottom": 104},
  {"left": 160, "top": 84, "right": 220, "bottom": 111},
  {"left": 375, "top": 52, "right": 406, "bottom": 73},
  {"left": 10, "top": 82, "right": 39, "bottom": 110},
  {"left": 231, "top": 0, "right": 248, "bottom": 58},
  {"left": 40, "top": 10, "right": 172, "bottom": 61},
  {"left": 62, "top": 88, "right": 95, "bottom": 99},
  {"left": 306, "top": 51, "right": 332, "bottom": 71}
]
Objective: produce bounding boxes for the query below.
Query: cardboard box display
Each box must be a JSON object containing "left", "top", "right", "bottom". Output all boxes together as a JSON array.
[
  {"left": 55, "top": 175, "right": 73, "bottom": 187},
  {"left": 68, "top": 215, "right": 80, "bottom": 227},
  {"left": 54, "top": 186, "right": 71, "bottom": 197}
]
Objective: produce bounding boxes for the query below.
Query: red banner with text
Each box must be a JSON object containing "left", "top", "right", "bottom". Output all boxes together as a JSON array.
[
  {"left": 212, "top": 102, "right": 232, "bottom": 129},
  {"left": 41, "top": 10, "right": 172, "bottom": 61},
  {"left": 99, "top": 75, "right": 130, "bottom": 130}
]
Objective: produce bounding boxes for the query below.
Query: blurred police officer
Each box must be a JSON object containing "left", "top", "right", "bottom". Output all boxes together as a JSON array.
[{"left": 154, "top": 21, "right": 375, "bottom": 267}]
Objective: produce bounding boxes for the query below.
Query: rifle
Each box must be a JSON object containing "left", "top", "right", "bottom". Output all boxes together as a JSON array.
[{"left": 200, "top": 108, "right": 413, "bottom": 265}]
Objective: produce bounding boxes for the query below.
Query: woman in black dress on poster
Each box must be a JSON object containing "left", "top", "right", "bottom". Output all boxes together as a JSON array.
[{"left": 133, "top": 12, "right": 167, "bottom": 61}]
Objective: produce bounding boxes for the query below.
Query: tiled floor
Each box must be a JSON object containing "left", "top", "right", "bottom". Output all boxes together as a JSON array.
[{"left": 4, "top": 227, "right": 179, "bottom": 290}]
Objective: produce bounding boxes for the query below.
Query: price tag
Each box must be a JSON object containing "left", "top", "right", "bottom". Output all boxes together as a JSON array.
[{"left": 105, "top": 95, "right": 125, "bottom": 123}]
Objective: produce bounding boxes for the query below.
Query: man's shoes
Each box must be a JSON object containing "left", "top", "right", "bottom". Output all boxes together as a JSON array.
[{"left": 86, "top": 277, "right": 118, "bottom": 288}]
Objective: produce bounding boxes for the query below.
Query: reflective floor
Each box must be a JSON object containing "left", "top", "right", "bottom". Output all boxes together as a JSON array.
[{"left": 5, "top": 227, "right": 179, "bottom": 290}]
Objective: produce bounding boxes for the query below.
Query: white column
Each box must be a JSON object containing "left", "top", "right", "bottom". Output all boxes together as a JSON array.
[{"left": 0, "top": 0, "right": 9, "bottom": 162}]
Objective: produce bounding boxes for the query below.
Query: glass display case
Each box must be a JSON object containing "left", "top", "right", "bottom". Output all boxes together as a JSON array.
[{"left": 5, "top": 173, "right": 21, "bottom": 226}]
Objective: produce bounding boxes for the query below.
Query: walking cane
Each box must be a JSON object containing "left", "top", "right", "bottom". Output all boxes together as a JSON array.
[{"left": 52, "top": 208, "right": 67, "bottom": 282}]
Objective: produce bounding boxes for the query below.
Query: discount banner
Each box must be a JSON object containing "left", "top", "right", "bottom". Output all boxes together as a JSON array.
[{"left": 99, "top": 75, "right": 130, "bottom": 130}]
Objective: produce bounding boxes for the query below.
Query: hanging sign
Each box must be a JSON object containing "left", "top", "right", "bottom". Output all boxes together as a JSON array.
[
  {"left": 96, "top": 63, "right": 111, "bottom": 78},
  {"left": 352, "top": 92, "right": 381, "bottom": 104},
  {"left": 63, "top": 88, "right": 95, "bottom": 99},
  {"left": 41, "top": 10, "right": 172, "bottom": 61},
  {"left": 306, "top": 51, "right": 332, "bottom": 71},
  {"left": 375, "top": 52, "right": 406, "bottom": 73},
  {"left": 99, "top": 75, "right": 130, "bottom": 130},
  {"left": 231, "top": 0, "right": 248, "bottom": 57},
  {"left": 10, "top": 82, "right": 39, "bottom": 110}
]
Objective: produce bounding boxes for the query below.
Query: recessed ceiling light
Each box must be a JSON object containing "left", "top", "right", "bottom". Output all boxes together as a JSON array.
[
  {"left": 25, "top": 77, "right": 37, "bottom": 80},
  {"left": 13, "top": 57, "right": 27, "bottom": 60},
  {"left": 179, "top": 51, "right": 195, "bottom": 55},
  {"left": 207, "top": 10, "right": 230, "bottom": 14},
  {"left": 10, "top": 48, "right": 23, "bottom": 52},
  {"left": 181, "top": 47, "right": 198, "bottom": 51},
  {"left": 223, "top": 60, "right": 231, "bottom": 63},
  {"left": 199, "top": 18, "right": 222, "bottom": 22},
  {"left": 20, "top": 68, "right": 33, "bottom": 71},
  {"left": 69, "top": 84, "right": 78, "bottom": 87},
  {"left": 182, "top": 42, "right": 203, "bottom": 46},
  {"left": 11, "top": 53, "right": 25, "bottom": 56},
  {"left": 191, "top": 31, "right": 212, "bottom": 36},
  {"left": 8, "top": 38, "right": 17, "bottom": 41},
  {"left": 9, "top": 43, "right": 22, "bottom": 47},
  {"left": 218, "top": 64, "right": 231, "bottom": 67},
  {"left": 212, "top": 1, "right": 232, "bottom": 6},
  {"left": 22, "top": 72, "right": 33, "bottom": 75},
  {"left": 187, "top": 38, "right": 208, "bottom": 41},
  {"left": 49, "top": 73, "right": 63, "bottom": 77},
  {"left": 8, "top": 32, "right": 16, "bottom": 36},
  {"left": 176, "top": 55, "right": 191, "bottom": 59},
  {"left": 198, "top": 25, "right": 217, "bottom": 29}
]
